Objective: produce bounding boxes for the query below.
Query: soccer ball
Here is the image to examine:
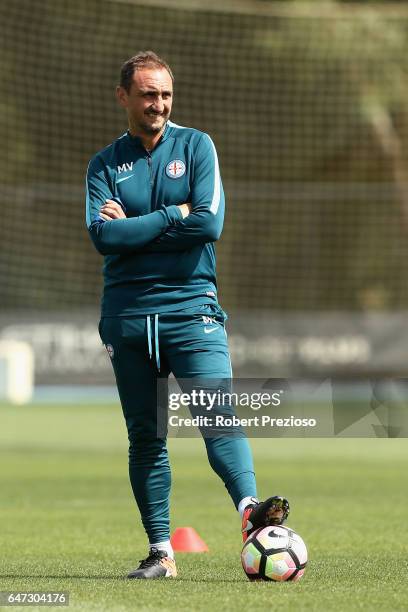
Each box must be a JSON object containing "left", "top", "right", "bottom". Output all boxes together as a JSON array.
[{"left": 241, "top": 525, "right": 307, "bottom": 582}]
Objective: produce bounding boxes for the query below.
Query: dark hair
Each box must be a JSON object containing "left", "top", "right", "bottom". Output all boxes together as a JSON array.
[{"left": 119, "top": 51, "right": 174, "bottom": 92}]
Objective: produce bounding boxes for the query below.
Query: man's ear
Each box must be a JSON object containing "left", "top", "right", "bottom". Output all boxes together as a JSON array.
[{"left": 116, "top": 85, "right": 128, "bottom": 109}]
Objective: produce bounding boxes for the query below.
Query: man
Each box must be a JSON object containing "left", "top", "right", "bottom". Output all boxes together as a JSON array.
[{"left": 86, "top": 51, "right": 289, "bottom": 579}]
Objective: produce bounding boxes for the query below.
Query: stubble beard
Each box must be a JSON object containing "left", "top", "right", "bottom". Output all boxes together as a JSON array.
[{"left": 141, "top": 112, "right": 168, "bottom": 135}]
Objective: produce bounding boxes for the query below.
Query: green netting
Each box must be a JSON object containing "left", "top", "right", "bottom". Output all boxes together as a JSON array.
[{"left": 1, "top": 0, "right": 408, "bottom": 311}]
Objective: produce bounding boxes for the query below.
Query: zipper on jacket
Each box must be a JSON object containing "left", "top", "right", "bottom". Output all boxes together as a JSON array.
[{"left": 147, "top": 154, "right": 153, "bottom": 187}]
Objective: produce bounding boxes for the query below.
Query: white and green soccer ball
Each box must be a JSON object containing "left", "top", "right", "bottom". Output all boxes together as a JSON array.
[{"left": 241, "top": 525, "right": 307, "bottom": 582}]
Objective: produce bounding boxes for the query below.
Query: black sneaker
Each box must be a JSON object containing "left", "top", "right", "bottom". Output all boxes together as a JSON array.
[
  {"left": 242, "top": 496, "right": 290, "bottom": 542},
  {"left": 127, "top": 547, "right": 177, "bottom": 579}
]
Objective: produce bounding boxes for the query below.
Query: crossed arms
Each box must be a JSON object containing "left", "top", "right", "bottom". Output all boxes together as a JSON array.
[{"left": 86, "top": 133, "right": 225, "bottom": 255}]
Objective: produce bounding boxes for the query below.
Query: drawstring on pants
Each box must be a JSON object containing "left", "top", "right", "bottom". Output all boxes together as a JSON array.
[
  {"left": 146, "top": 314, "right": 160, "bottom": 371},
  {"left": 154, "top": 314, "right": 160, "bottom": 371}
]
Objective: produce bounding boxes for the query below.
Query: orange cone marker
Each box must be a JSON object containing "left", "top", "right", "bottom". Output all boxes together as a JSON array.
[{"left": 171, "top": 527, "right": 209, "bottom": 552}]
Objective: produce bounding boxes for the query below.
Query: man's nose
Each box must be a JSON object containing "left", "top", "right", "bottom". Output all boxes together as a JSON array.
[{"left": 152, "top": 97, "right": 164, "bottom": 112}]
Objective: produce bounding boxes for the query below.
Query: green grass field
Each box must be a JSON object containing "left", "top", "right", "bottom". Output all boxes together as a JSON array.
[{"left": 1, "top": 403, "right": 407, "bottom": 611}]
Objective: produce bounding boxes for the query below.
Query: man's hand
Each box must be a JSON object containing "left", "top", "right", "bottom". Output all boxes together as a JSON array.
[
  {"left": 178, "top": 203, "right": 192, "bottom": 219},
  {"left": 100, "top": 200, "right": 126, "bottom": 221}
]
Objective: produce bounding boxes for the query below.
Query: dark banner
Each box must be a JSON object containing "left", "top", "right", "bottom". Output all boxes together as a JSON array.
[{"left": 0, "top": 311, "right": 407, "bottom": 384}]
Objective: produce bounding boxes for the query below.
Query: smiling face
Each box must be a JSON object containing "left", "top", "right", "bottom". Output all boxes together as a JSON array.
[{"left": 116, "top": 67, "right": 173, "bottom": 145}]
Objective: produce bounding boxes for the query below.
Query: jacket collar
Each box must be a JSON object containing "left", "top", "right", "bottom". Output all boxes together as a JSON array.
[{"left": 126, "top": 122, "right": 171, "bottom": 150}]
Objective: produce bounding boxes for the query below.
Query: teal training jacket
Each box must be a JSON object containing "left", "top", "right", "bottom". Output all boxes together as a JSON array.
[{"left": 85, "top": 120, "right": 225, "bottom": 315}]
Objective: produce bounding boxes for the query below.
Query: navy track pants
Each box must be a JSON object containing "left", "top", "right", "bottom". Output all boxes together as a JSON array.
[{"left": 99, "top": 304, "right": 257, "bottom": 542}]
